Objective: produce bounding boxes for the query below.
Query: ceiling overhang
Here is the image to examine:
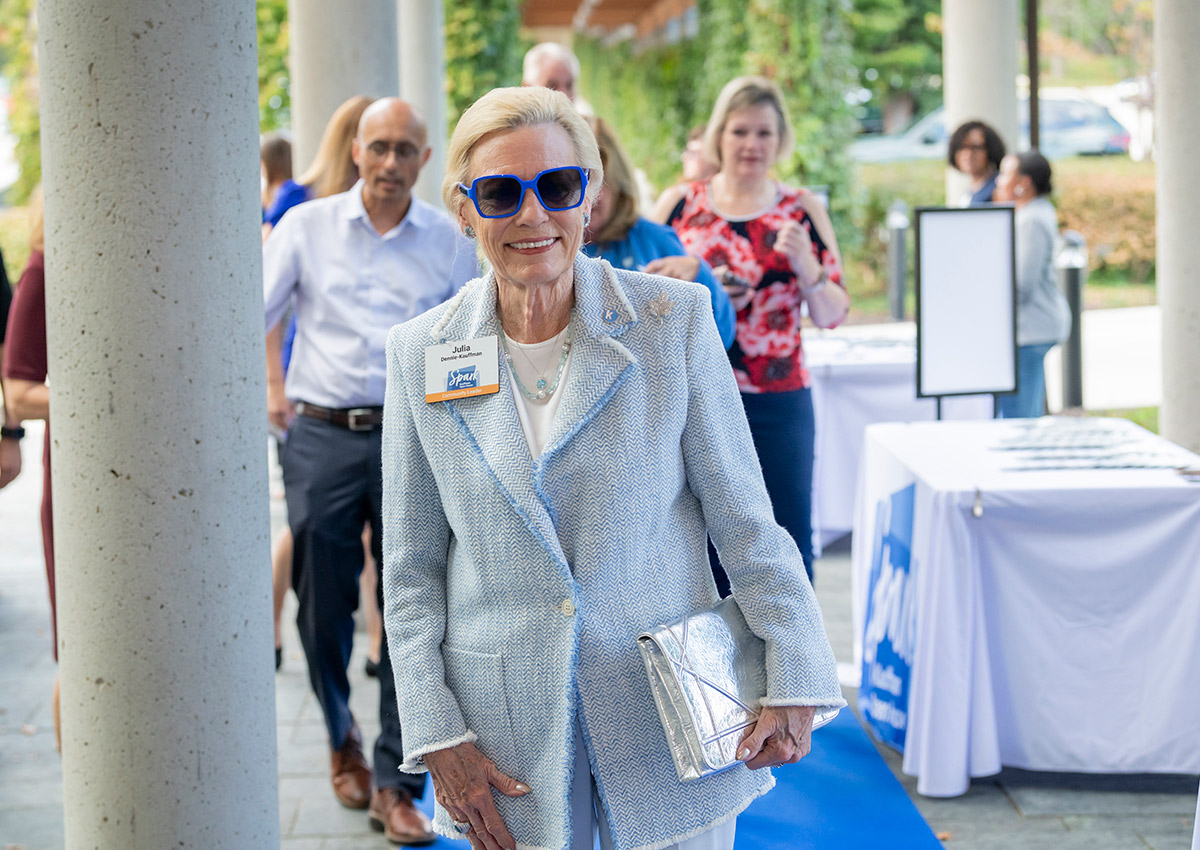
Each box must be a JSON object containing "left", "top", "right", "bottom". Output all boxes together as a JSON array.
[{"left": 522, "top": 0, "right": 695, "bottom": 41}]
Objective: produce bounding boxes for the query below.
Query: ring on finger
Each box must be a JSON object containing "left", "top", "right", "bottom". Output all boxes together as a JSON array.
[{"left": 452, "top": 819, "right": 472, "bottom": 834}]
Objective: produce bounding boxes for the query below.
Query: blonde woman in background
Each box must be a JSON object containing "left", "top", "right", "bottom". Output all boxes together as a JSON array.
[{"left": 659, "top": 76, "right": 849, "bottom": 592}]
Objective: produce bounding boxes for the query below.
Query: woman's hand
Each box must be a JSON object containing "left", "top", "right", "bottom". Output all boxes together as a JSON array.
[
  {"left": 736, "top": 705, "right": 817, "bottom": 770},
  {"left": 774, "top": 220, "right": 822, "bottom": 287},
  {"left": 0, "top": 435, "right": 21, "bottom": 489},
  {"left": 424, "top": 741, "right": 530, "bottom": 850},
  {"left": 644, "top": 255, "right": 701, "bottom": 282}
]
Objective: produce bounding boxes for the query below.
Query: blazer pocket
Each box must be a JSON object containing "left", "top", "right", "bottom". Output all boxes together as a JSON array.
[{"left": 441, "top": 645, "right": 519, "bottom": 770}]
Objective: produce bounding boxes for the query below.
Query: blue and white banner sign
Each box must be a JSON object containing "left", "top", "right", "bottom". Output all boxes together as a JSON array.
[{"left": 861, "top": 483, "right": 917, "bottom": 751}]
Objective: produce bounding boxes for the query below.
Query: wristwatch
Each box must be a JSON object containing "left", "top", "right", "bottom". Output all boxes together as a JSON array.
[
  {"left": 1, "top": 425, "right": 26, "bottom": 440},
  {"left": 801, "top": 269, "right": 829, "bottom": 296}
]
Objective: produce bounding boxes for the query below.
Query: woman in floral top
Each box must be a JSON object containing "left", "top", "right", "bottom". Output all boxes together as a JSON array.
[{"left": 657, "top": 75, "right": 849, "bottom": 588}]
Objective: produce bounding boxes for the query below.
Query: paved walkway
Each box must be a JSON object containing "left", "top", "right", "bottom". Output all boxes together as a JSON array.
[{"left": 1, "top": 306, "right": 1196, "bottom": 847}]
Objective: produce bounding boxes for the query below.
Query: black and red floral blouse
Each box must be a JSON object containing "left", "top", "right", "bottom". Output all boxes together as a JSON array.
[{"left": 669, "top": 181, "right": 845, "bottom": 394}]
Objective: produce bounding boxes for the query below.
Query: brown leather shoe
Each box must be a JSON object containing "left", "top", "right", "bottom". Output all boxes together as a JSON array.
[
  {"left": 369, "top": 786, "right": 435, "bottom": 846},
  {"left": 329, "top": 726, "right": 372, "bottom": 809}
]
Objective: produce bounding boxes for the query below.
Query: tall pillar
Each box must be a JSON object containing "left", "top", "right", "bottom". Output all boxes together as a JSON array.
[
  {"left": 1156, "top": 0, "right": 1200, "bottom": 453},
  {"left": 941, "top": 0, "right": 1020, "bottom": 203},
  {"left": 399, "top": 0, "right": 447, "bottom": 208},
  {"left": 289, "top": 0, "right": 400, "bottom": 173},
  {"left": 36, "top": 2, "right": 278, "bottom": 847}
]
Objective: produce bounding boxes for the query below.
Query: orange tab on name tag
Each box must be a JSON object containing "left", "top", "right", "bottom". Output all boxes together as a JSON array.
[
  {"left": 424, "top": 336, "right": 500, "bottom": 404},
  {"left": 425, "top": 383, "right": 500, "bottom": 404}
]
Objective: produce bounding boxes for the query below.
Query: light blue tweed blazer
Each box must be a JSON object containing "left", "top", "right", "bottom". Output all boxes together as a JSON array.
[{"left": 381, "top": 255, "right": 844, "bottom": 850}]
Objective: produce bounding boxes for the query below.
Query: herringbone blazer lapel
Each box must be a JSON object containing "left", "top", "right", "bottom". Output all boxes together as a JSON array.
[
  {"left": 542, "top": 257, "right": 638, "bottom": 460},
  {"left": 432, "top": 273, "right": 568, "bottom": 571}
]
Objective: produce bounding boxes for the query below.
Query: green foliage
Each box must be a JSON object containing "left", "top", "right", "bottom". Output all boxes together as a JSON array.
[
  {"left": 577, "top": 37, "right": 706, "bottom": 192},
  {"left": 0, "top": 0, "right": 39, "bottom": 204},
  {"left": 848, "top": 156, "right": 1157, "bottom": 320},
  {"left": 257, "top": 0, "right": 291, "bottom": 131},
  {"left": 578, "top": 0, "right": 857, "bottom": 239},
  {"left": 0, "top": 205, "right": 32, "bottom": 282},
  {"left": 444, "top": 0, "right": 525, "bottom": 131},
  {"left": 848, "top": 0, "right": 942, "bottom": 117},
  {"left": 1088, "top": 406, "right": 1157, "bottom": 433}
]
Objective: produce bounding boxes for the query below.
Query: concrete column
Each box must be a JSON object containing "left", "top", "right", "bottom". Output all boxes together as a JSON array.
[
  {"left": 289, "top": 0, "right": 400, "bottom": 173},
  {"left": 1193, "top": 789, "right": 1200, "bottom": 850},
  {"left": 36, "top": 2, "right": 278, "bottom": 847},
  {"left": 399, "top": 0, "right": 447, "bottom": 208},
  {"left": 1156, "top": 0, "right": 1200, "bottom": 454},
  {"left": 941, "top": 0, "right": 1020, "bottom": 203}
]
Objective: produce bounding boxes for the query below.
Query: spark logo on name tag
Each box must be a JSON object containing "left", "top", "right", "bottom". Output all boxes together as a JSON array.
[
  {"left": 425, "top": 336, "right": 499, "bottom": 403},
  {"left": 447, "top": 366, "right": 479, "bottom": 391}
]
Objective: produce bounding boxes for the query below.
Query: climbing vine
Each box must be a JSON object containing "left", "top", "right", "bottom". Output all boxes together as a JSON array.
[{"left": 576, "top": 0, "right": 856, "bottom": 233}]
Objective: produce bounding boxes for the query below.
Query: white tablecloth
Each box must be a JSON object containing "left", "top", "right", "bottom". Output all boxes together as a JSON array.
[
  {"left": 806, "top": 323, "right": 992, "bottom": 553},
  {"left": 851, "top": 417, "right": 1200, "bottom": 797}
]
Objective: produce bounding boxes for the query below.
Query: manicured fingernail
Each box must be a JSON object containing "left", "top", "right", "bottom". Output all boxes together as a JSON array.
[
  {"left": 515, "top": 783, "right": 530, "bottom": 794},
  {"left": 737, "top": 747, "right": 750, "bottom": 761}
]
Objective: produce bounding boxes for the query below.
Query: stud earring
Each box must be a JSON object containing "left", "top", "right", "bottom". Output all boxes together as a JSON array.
[
  {"left": 583, "top": 212, "right": 591, "bottom": 228},
  {"left": 464, "top": 226, "right": 476, "bottom": 239}
]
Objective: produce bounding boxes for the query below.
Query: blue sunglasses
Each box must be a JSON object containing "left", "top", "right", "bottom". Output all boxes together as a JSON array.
[{"left": 458, "top": 166, "right": 589, "bottom": 219}]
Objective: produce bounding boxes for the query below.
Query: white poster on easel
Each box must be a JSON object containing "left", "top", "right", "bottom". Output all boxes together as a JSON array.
[{"left": 915, "top": 206, "right": 1017, "bottom": 398}]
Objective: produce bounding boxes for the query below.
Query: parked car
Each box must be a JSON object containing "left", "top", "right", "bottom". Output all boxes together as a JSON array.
[{"left": 848, "top": 97, "right": 1130, "bottom": 163}]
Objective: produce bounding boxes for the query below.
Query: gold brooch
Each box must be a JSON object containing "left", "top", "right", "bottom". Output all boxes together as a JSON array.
[{"left": 647, "top": 292, "right": 675, "bottom": 322}]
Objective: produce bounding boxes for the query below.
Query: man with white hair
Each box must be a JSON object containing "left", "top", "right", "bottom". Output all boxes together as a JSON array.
[{"left": 522, "top": 41, "right": 580, "bottom": 104}]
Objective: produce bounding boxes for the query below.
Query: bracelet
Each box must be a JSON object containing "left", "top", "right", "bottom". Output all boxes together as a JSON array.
[
  {"left": 801, "top": 269, "right": 829, "bottom": 296},
  {"left": 1, "top": 425, "right": 26, "bottom": 441}
]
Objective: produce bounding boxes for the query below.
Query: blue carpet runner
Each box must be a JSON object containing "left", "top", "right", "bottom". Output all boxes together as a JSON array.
[{"left": 416, "top": 708, "right": 940, "bottom": 848}]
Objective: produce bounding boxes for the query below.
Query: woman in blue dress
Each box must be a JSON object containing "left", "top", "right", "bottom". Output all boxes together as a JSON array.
[{"left": 581, "top": 116, "right": 735, "bottom": 348}]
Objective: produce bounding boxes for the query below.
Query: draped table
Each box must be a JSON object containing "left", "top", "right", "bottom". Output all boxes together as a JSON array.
[
  {"left": 805, "top": 322, "right": 992, "bottom": 554},
  {"left": 850, "top": 417, "right": 1200, "bottom": 797}
]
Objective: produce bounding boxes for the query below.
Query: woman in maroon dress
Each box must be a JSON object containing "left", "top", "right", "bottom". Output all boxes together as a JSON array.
[{"left": 2, "top": 189, "right": 58, "bottom": 745}]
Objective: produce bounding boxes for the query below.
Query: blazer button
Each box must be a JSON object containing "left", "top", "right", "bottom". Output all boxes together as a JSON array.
[{"left": 560, "top": 599, "right": 576, "bottom": 617}]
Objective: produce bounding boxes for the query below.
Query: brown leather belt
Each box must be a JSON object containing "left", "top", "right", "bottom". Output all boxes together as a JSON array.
[{"left": 295, "top": 402, "right": 384, "bottom": 432}]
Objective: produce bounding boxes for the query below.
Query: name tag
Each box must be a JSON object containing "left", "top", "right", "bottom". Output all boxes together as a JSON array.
[{"left": 424, "top": 336, "right": 500, "bottom": 403}]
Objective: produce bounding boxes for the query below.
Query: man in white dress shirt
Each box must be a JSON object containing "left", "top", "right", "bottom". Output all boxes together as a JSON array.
[{"left": 263, "top": 98, "right": 476, "bottom": 844}]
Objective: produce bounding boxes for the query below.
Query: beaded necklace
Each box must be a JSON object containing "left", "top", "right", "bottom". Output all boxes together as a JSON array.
[{"left": 497, "top": 317, "right": 573, "bottom": 402}]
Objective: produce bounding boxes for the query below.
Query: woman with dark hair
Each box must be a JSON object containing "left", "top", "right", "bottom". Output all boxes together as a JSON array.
[
  {"left": 948, "top": 120, "right": 1006, "bottom": 206},
  {"left": 260, "top": 132, "right": 298, "bottom": 233},
  {"left": 993, "top": 150, "right": 1070, "bottom": 418}
]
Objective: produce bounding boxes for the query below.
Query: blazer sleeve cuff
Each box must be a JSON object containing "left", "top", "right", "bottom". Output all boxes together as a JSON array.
[
  {"left": 758, "top": 695, "right": 848, "bottom": 711},
  {"left": 399, "top": 730, "right": 479, "bottom": 774}
]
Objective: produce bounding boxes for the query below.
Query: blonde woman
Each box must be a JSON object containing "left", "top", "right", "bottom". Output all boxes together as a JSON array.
[
  {"left": 263, "top": 94, "right": 374, "bottom": 238},
  {"left": 659, "top": 76, "right": 850, "bottom": 589},
  {"left": 381, "top": 86, "right": 842, "bottom": 850}
]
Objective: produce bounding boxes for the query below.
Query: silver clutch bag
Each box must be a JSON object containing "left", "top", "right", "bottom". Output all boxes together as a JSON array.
[{"left": 637, "top": 596, "right": 840, "bottom": 782}]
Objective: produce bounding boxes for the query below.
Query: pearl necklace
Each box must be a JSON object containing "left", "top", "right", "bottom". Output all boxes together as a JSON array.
[{"left": 497, "top": 318, "right": 573, "bottom": 402}]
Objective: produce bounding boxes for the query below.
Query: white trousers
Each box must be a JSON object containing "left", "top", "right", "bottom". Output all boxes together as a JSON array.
[{"left": 570, "top": 720, "right": 737, "bottom": 850}]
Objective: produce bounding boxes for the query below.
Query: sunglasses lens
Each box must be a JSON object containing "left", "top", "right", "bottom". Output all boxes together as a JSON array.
[
  {"left": 475, "top": 176, "right": 523, "bottom": 217},
  {"left": 537, "top": 168, "right": 583, "bottom": 210}
]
